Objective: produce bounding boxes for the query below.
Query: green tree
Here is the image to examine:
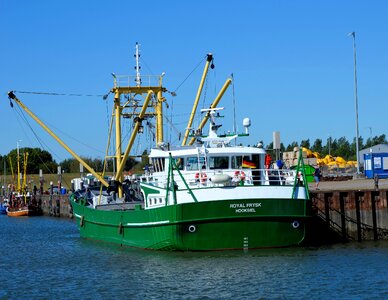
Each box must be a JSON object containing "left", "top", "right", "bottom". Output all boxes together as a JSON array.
[
  {"left": 336, "top": 137, "right": 351, "bottom": 159},
  {"left": 285, "top": 141, "right": 298, "bottom": 152},
  {"left": 311, "top": 138, "right": 323, "bottom": 154},
  {"left": 349, "top": 136, "right": 364, "bottom": 161},
  {"left": 365, "top": 134, "right": 387, "bottom": 148},
  {"left": 7, "top": 147, "right": 56, "bottom": 175},
  {"left": 60, "top": 155, "right": 137, "bottom": 173},
  {"left": 300, "top": 139, "right": 310, "bottom": 149},
  {"left": 60, "top": 158, "right": 82, "bottom": 173}
]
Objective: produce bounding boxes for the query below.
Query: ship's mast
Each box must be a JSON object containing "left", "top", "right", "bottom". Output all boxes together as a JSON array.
[
  {"left": 135, "top": 42, "right": 141, "bottom": 87},
  {"left": 111, "top": 43, "right": 167, "bottom": 197}
]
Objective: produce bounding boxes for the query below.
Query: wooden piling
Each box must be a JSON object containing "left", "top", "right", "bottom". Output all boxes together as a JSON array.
[
  {"left": 311, "top": 186, "right": 388, "bottom": 243},
  {"left": 371, "top": 191, "right": 378, "bottom": 240},
  {"left": 324, "top": 193, "right": 331, "bottom": 231},
  {"left": 339, "top": 192, "right": 347, "bottom": 241},
  {"left": 354, "top": 192, "right": 362, "bottom": 242}
]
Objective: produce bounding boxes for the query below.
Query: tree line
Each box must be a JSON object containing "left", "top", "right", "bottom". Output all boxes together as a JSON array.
[
  {"left": 0, "top": 147, "right": 142, "bottom": 175},
  {"left": 265, "top": 134, "right": 386, "bottom": 160}
]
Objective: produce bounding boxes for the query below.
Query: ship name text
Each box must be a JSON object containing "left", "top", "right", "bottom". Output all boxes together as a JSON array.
[{"left": 229, "top": 202, "right": 261, "bottom": 213}]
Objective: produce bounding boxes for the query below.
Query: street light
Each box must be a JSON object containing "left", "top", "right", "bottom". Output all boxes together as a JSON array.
[
  {"left": 16, "top": 140, "right": 22, "bottom": 193},
  {"left": 348, "top": 31, "right": 361, "bottom": 175},
  {"left": 366, "top": 126, "right": 373, "bottom": 152}
]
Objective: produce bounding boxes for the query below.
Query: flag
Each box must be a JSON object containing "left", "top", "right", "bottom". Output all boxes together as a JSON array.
[{"left": 242, "top": 160, "right": 256, "bottom": 169}]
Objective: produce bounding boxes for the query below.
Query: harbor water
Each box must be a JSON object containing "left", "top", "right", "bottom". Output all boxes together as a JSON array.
[{"left": 0, "top": 216, "right": 387, "bottom": 299}]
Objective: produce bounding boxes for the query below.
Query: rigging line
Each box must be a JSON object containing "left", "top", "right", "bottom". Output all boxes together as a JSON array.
[
  {"left": 140, "top": 57, "right": 154, "bottom": 75},
  {"left": 101, "top": 105, "right": 114, "bottom": 179},
  {"left": 173, "top": 120, "right": 194, "bottom": 126},
  {"left": 14, "top": 104, "right": 63, "bottom": 164},
  {"left": 168, "top": 112, "right": 191, "bottom": 117},
  {"left": 112, "top": 117, "right": 135, "bottom": 160},
  {"left": 201, "top": 74, "right": 208, "bottom": 109},
  {"left": 13, "top": 106, "right": 61, "bottom": 174},
  {"left": 14, "top": 90, "right": 108, "bottom": 98},
  {"left": 199, "top": 75, "right": 209, "bottom": 127},
  {"left": 41, "top": 118, "right": 105, "bottom": 156},
  {"left": 105, "top": 98, "right": 115, "bottom": 156},
  {"left": 214, "top": 68, "right": 217, "bottom": 96},
  {"left": 13, "top": 99, "right": 105, "bottom": 160},
  {"left": 164, "top": 114, "right": 181, "bottom": 136},
  {"left": 169, "top": 97, "right": 173, "bottom": 144},
  {"left": 231, "top": 73, "right": 237, "bottom": 141},
  {"left": 172, "top": 55, "right": 207, "bottom": 93}
]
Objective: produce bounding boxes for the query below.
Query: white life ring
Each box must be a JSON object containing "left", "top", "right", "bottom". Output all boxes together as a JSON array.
[
  {"left": 195, "top": 172, "right": 208, "bottom": 183},
  {"left": 234, "top": 171, "right": 246, "bottom": 181}
]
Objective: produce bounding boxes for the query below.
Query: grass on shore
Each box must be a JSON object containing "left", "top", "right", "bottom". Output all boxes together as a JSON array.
[{"left": 0, "top": 173, "right": 94, "bottom": 191}]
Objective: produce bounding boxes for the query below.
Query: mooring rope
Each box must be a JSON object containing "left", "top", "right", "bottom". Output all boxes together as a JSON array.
[{"left": 13, "top": 90, "right": 109, "bottom": 98}]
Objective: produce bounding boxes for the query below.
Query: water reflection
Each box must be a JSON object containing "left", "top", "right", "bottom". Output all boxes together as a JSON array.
[{"left": 1, "top": 216, "right": 387, "bottom": 299}]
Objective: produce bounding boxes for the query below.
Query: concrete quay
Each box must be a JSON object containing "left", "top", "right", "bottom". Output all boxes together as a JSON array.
[{"left": 308, "top": 177, "right": 388, "bottom": 192}]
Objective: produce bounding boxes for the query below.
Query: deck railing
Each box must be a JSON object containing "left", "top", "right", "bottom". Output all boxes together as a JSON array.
[{"left": 142, "top": 168, "right": 303, "bottom": 189}]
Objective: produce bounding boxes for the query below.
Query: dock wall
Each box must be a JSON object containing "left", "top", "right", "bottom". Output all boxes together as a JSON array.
[
  {"left": 39, "top": 194, "right": 73, "bottom": 218},
  {"left": 310, "top": 189, "right": 388, "bottom": 241}
]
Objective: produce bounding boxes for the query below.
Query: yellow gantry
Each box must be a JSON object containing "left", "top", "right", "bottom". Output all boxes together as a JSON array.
[
  {"left": 7, "top": 91, "right": 110, "bottom": 187},
  {"left": 181, "top": 54, "right": 213, "bottom": 146},
  {"left": 110, "top": 75, "right": 165, "bottom": 197},
  {"left": 188, "top": 78, "right": 232, "bottom": 146},
  {"left": 115, "top": 90, "right": 153, "bottom": 182}
]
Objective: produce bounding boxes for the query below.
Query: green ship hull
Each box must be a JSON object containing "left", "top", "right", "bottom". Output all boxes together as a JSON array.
[{"left": 71, "top": 196, "right": 311, "bottom": 251}]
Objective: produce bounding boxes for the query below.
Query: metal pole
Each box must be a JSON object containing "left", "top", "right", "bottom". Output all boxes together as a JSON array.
[
  {"left": 16, "top": 140, "right": 21, "bottom": 193},
  {"left": 328, "top": 136, "right": 331, "bottom": 156},
  {"left": 349, "top": 32, "right": 361, "bottom": 175}
]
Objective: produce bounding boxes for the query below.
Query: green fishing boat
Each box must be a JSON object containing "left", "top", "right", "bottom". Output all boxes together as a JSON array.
[{"left": 8, "top": 45, "right": 311, "bottom": 250}]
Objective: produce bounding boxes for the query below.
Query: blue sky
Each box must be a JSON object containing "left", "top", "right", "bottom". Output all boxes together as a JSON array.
[{"left": 1, "top": 1, "right": 387, "bottom": 162}]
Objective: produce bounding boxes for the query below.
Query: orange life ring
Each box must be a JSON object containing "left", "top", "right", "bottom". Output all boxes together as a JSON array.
[
  {"left": 234, "top": 171, "right": 246, "bottom": 181},
  {"left": 265, "top": 154, "right": 272, "bottom": 169},
  {"left": 195, "top": 172, "right": 208, "bottom": 183}
]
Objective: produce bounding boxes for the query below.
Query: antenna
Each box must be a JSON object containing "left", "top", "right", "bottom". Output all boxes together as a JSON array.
[{"left": 134, "top": 42, "right": 141, "bottom": 87}]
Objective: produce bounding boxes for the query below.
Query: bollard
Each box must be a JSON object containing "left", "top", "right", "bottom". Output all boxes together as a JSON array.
[{"left": 374, "top": 174, "right": 379, "bottom": 190}]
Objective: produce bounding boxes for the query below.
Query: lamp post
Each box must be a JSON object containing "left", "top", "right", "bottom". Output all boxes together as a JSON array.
[
  {"left": 366, "top": 126, "right": 373, "bottom": 155},
  {"left": 16, "top": 140, "right": 22, "bottom": 193},
  {"left": 348, "top": 31, "right": 361, "bottom": 175},
  {"left": 328, "top": 135, "right": 331, "bottom": 156}
]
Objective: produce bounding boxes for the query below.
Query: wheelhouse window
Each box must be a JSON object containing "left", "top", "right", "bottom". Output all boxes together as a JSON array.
[
  {"left": 231, "top": 156, "right": 243, "bottom": 169},
  {"left": 209, "top": 156, "right": 229, "bottom": 169},
  {"left": 172, "top": 157, "right": 184, "bottom": 170},
  {"left": 151, "top": 158, "right": 165, "bottom": 172},
  {"left": 186, "top": 156, "right": 206, "bottom": 171}
]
